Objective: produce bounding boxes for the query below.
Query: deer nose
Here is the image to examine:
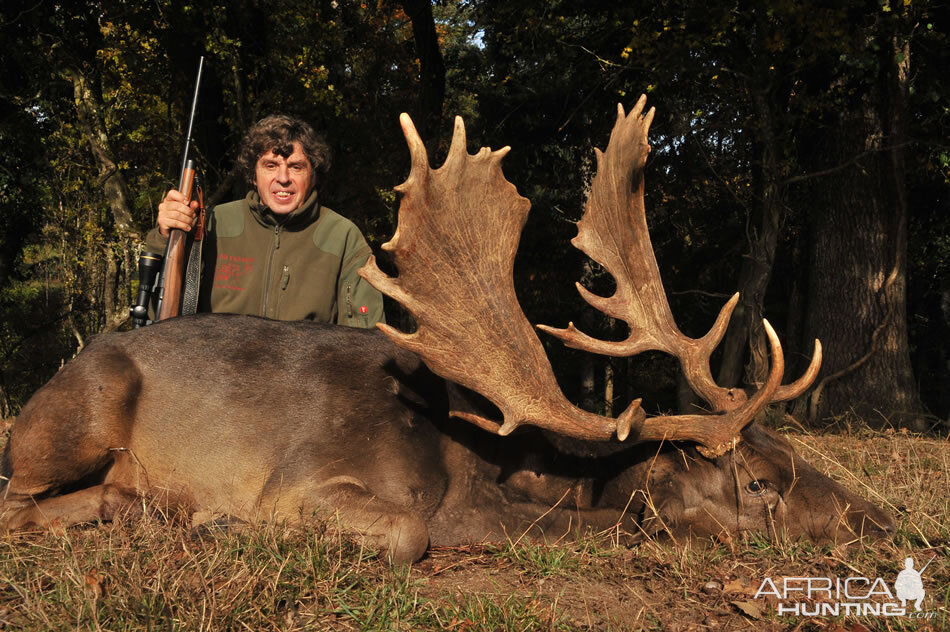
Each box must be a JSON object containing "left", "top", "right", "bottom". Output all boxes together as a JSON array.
[
  {"left": 850, "top": 509, "right": 896, "bottom": 539},
  {"left": 869, "top": 516, "right": 896, "bottom": 538}
]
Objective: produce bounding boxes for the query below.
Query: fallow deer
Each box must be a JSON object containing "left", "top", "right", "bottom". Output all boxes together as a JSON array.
[{"left": 0, "top": 96, "right": 893, "bottom": 562}]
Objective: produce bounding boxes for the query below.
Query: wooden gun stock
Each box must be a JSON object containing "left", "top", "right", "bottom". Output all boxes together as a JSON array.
[{"left": 156, "top": 162, "right": 196, "bottom": 321}]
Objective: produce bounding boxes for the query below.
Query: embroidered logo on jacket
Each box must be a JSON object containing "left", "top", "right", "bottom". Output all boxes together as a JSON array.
[{"left": 214, "top": 253, "right": 254, "bottom": 291}]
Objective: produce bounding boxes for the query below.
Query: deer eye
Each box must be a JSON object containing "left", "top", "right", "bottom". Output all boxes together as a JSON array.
[{"left": 745, "top": 479, "right": 769, "bottom": 496}]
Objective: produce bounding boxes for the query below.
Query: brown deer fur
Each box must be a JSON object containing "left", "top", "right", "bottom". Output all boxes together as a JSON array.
[{"left": 1, "top": 316, "right": 892, "bottom": 562}]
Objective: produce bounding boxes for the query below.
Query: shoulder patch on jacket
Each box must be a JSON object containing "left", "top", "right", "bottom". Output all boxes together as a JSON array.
[
  {"left": 212, "top": 200, "right": 247, "bottom": 238},
  {"left": 312, "top": 207, "right": 364, "bottom": 257}
]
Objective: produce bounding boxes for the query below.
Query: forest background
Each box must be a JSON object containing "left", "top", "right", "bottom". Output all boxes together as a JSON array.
[{"left": 0, "top": 0, "right": 947, "bottom": 430}]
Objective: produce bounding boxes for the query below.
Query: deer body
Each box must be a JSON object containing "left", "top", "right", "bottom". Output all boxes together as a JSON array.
[
  {"left": 1, "top": 315, "right": 892, "bottom": 562},
  {"left": 3, "top": 317, "right": 453, "bottom": 560},
  {"left": 1, "top": 98, "right": 894, "bottom": 561}
]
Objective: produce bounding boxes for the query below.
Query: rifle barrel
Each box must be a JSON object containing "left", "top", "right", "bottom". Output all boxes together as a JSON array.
[{"left": 178, "top": 56, "right": 204, "bottom": 189}]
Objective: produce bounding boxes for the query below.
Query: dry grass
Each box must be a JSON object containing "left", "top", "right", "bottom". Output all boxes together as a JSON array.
[{"left": 0, "top": 424, "right": 946, "bottom": 631}]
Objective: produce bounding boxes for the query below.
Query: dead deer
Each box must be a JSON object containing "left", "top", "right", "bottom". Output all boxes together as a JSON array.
[{"left": 0, "top": 97, "right": 893, "bottom": 562}]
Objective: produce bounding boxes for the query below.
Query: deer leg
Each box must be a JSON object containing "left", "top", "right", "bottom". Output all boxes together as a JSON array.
[
  {"left": 0, "top": 483, "right": 139, "bottom": 531},
  {"left": 263, "top": 475, "right": 430, "bottom": 564},
  {"left": 2, "top": 344, "right": 141, "bottom": 495},
  {"left": 0, "top": 345, "right": 144, "bottom": 532},
  {"left": 317, "top": 477, "right": 430, "bottom": 564}
]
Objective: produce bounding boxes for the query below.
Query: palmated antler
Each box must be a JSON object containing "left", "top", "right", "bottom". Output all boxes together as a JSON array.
[
  {"left": 361, "top": 97, "right": 821, "bottom": 451},
  {"left": 360, "top": 114, "right": 644, "bottom": 443},
  {"left": 537, "top": 96, "right": 821, "bottom": 417}
]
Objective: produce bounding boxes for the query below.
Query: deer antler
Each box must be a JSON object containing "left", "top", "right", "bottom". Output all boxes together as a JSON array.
[
  {"left": 537, "top": 97, "right": 822, "bottom": 414},
  {"left": 360, "top": 98, "right": 818, "bottom": 451},
  {"left": 359, "top": 114, "right": 644, "bottom": 443}
]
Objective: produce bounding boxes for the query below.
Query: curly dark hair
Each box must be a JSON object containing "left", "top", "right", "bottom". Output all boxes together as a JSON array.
[{"left": 236, "top": 114, "right": 332, "bottom": 189}]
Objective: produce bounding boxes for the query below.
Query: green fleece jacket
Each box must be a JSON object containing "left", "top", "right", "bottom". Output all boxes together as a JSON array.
[{"left": 146, "top": 191, "right": 384, "bottom": 327}]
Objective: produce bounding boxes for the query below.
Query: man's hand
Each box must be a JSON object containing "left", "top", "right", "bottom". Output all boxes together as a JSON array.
[{"left": 157, "top": 189, "right": 199, "bottom": 237}]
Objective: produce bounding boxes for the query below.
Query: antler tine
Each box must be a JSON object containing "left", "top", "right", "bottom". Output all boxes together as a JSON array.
[
  {"left": 628, "top": 319, "right": 785, "bottom": 449},
  {"left": 397, "top": 112, "right": 431, "bottom": 188},
  {"left": 360, "top": 113, "right": 647, "bottom": 444},
  {"left": 773, "top": 339, "right": 822, "bottom": 401},
  {"left": 384, "top": 113, "right": 433, "bottom": 257}
]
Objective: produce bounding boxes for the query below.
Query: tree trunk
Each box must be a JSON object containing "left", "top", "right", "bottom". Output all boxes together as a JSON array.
[
  {"left": 578, "top": 305, "right": 597, "bottom": 412},
  {"left": 802, "top": 32, "right": 925, "bottom": 429},
  {"left": 399, "top": 0, "right": 446, "bottom": 141},
  {"left": 70, "top": 69, "right": 139, "bottom": 330},
  {"left": 717, "top": 90, "right": 784, "bottom": 391}
]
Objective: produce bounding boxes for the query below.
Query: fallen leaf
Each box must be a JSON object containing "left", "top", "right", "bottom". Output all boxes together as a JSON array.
[
  {"left": 83, "top": 570, "right": 105, "bottom": 599},
  {"left": 723, "top": 578, "right": 751, "bottom": 594},
  {"left": 731, "top": 600, "right": 764, "bottom": 619}
]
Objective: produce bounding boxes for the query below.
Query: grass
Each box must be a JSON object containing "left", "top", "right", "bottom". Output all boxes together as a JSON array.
[
  {"left": 486, "top": 540, "right": 580, "bottom": 579},
  {"left": 0, "top": 423, "right": 946, "bottom": 630}
]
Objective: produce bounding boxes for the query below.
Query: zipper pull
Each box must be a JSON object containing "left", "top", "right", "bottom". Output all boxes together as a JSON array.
[
  {"left": 280, "top": 265, "right": 290, "bottom": 290},
  {"left": 274, "top": 225, "right": 280, "bottom": 249}
]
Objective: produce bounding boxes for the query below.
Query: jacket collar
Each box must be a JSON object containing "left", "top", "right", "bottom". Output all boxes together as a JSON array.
[{"left": 246, "top": 190, "right": 321, "bottom": 231}]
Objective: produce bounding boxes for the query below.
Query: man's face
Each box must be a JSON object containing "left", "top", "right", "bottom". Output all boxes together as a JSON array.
[{"left": 254, "top": 142, "right": 313, "bottom": 214}]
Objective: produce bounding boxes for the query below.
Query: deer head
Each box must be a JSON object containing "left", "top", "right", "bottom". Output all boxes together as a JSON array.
[{"left": 360, "top": 96, "right": 821, "bottom": 454}]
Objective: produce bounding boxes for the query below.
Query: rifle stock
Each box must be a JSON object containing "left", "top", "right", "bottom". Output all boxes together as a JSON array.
[{"left": 156, "top": 161, "right": 196, "bottom": 321}]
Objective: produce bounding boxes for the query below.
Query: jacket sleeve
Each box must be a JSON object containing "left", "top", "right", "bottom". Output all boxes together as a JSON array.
[
  {"left": 336, "top": 227, "right": 386, "bottom": 328},
  {"left": 144, "top": 227, "right": 168, "bottom": 255}
]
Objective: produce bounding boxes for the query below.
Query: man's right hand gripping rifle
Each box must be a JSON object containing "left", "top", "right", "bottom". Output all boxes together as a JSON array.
[{"left": 157, "top": 188, "right": 199, "bottom": 238}]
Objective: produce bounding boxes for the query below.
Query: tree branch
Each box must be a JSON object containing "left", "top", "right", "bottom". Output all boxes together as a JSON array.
[{"left": 781, "top": 141, "right": 913, "bottom": 187}]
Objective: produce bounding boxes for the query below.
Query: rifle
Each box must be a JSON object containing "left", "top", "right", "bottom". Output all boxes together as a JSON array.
[{"left": 155, "top": 56, "right": 205, "bottom": 322}]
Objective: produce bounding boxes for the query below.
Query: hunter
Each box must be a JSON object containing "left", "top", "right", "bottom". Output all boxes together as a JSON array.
[{"left": 147, "top": 114, "right": 385, "bottom": 327}]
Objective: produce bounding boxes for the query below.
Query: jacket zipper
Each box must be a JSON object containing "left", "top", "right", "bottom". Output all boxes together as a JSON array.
[
  {"left": 260, "top": 224, "right": 281, "bottom": 316},
  {"left": 276, "top": 265, "right": 290, "bottom": 318}
]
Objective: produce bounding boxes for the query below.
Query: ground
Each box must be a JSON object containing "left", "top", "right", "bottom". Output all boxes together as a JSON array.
[{"left": 0, "top": 423, "right": 946, "bottom": 630}]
